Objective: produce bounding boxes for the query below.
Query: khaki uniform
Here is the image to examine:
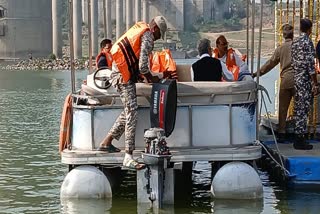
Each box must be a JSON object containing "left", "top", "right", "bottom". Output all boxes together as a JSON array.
[{"left": 259, "top": 38, "right": 294, "bottom": 133}]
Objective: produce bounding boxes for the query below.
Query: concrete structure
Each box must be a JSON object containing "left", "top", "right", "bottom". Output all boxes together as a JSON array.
[
  {"left": 126, "top": 0, "right": 133, "bottom": 30},
  {"left": 73, "top": 0, "right": 82, "bottom": 59},
  {"left": 106, "top": 0, "right": 112, "bottom": 39},
  {"left": 116, "top": 0, "right": 123, "bottom": 39},
  {"left": 0, "top": 0, "right": 52, "bottom": 59},
  {"left": 52, "top": 0, "right": 63, "bottom": 58},
  {"left": 142, "top": 0, "right": 148, "bottom": 23},
  {"left": 91, "top": 0, "right": 99, "bottom": 57},
  {"left": 135, "top": 0, "right": 141, "bottom": 22}
]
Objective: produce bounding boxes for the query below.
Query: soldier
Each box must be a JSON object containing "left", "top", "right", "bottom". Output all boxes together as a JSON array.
[
  {"left": 291, "top": 18, "right": 319, "bottom": 150},
  {"left": 97, "top": 16, "right": 168, "bottom": 169}
]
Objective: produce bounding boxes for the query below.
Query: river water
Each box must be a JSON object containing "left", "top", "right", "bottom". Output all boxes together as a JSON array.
[{"left": 1, "top": 69, "right": 320, "bottom": 214}]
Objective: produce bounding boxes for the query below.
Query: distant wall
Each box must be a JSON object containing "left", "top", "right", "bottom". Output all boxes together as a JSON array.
[{"left": 0, "top": 0, "right": 52, "bottom": 59}]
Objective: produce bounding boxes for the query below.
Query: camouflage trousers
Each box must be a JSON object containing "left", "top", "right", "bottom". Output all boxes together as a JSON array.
[
  {"left": 108, "top": 81, "right": 138, "bottom": 152},
  {"left": 293, "top": 74, "right": 312, "bottom": 135}
]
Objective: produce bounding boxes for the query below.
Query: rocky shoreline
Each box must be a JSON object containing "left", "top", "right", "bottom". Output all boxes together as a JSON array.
[{"left": 0, "top": 58, "right": 89, "bottom": 71}]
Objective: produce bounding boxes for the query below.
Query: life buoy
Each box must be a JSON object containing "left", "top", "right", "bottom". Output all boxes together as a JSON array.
[{"left": 59, "top": 93, "right": 72, "bottom": 153}]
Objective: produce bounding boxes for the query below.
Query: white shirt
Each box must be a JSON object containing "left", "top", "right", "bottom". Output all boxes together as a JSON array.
[
  {"left": 214, "top": 51, "right": 252, "bottom": 81},
  {"left": 190, "top": 53, "right": 234, "bottom": 81}
]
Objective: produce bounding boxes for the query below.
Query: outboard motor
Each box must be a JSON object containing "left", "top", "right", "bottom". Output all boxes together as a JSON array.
[
  {"left": 138, "top": 79, "right": 177, "bottom": 209},
  {"left": 144, "top": 79, "right": 177, "bottom": 155}
]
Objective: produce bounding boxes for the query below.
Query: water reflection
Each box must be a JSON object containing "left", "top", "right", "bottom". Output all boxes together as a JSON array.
[
  {"left": 210, "top": 199, "right": 263, "bottom": 214},
  {"left": 61, "top": 198, "right": 112, "bottom": 214}
]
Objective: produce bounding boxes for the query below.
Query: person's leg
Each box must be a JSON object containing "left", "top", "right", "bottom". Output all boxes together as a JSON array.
[
  {"left": 278, "top": 88, "right": 291, "bottom": 134},
  {"left": 98, "top": 83, "right": 127, "bottom": 152},
  {"left": 293, "top": 77, "right": 313, "bottom": 150},
  {"left": 119, "top": 81, "right": 145, "bottom": 169}
]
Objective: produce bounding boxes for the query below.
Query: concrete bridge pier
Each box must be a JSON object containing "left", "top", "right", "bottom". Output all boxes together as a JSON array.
[
  {"left": 142, "top": 0, "right": 149, "bottom": 23},
  {"left": 91, "top": 0, "right": 98, "bottom": 57},
  {"left": 52, "top": 0, "right": 62, "bottom": 58},
  {"left": 116, "top": 0, "right": 123, "bottom": 39},
  {"left": 135, "top": 0, "right": 141, "bottom": 22},
  {"left": 106, "top": 0, "right": 112, "bottom": 39},
  {"left": 126, "top": 0, "right": 133, "bottom": 30},
  {"left": 73, "top": 0, "right": 82, "bottom": 59}
]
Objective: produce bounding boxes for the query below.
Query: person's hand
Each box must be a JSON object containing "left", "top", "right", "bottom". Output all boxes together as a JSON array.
[
  {"left": 144, "top": 72, "right": 161, "bottom": 83},
  {"left": 252, "top": 72, "right": 257, "bottom": 78},
  {"left": 312, "top": 84, "right": 320, "bottom": 96}
]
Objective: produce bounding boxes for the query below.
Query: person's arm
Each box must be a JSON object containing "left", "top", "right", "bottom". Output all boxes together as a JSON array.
[
  {"left": 139, "top": 32, "right": 163, "bottom": 83},
  {"left": 252, "top": 47, "right": 280, "bottom": 78},
  {"left": 190, "top": 66, "right": 194, "bottom": 81},
  {"left": 220, "top": 61, "right": 234, "bottom": 81}
]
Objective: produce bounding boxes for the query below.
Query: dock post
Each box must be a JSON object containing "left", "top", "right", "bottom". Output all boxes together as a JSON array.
[{"left": 137, "top": 154, "right": 174, "bottom": 209}]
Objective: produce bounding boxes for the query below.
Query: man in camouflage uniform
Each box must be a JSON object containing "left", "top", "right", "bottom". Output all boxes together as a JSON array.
[
  {"left": 98, "top": 16, "right": 169, "bottom": 169},
  {"left": 291, "top": 19, "right": 319, "bottom": 150}
]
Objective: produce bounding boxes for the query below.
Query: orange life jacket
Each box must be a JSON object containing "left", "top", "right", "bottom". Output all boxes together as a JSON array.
[
  {"left": 151, "top": 49, "right": 177, "bottom": 72},
  {"left": 213, "top": 48, "right": 240, "bottom": 81},
  {"left": 110, "top": 22, "right": 150, "bottom": 83},
  {"left": 96, "top": 51, "right": 113, "bottom": 68}
]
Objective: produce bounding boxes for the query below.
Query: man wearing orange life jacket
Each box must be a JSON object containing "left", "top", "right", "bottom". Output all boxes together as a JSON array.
[
  {"left": 96, "top": 38, "right": 113, "bottom": 69},
  {"left": 213, "top": 35, "right": 252, "bottom": 81},
  {"left": 97, "top": 16, "right": 168, "bottom": 170}
]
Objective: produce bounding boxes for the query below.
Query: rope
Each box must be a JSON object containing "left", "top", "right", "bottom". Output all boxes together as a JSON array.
[{"left": 258, "top": 89, "right": 291, "bottom": 176}]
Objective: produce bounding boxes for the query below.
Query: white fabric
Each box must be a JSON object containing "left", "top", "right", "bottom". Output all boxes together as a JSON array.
[{"left": 216, "top": 51, "right": 251, "bottom": 81}]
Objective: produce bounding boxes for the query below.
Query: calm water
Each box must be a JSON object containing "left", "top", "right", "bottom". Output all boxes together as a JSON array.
[{"left": 0, "top": 69, "right": 320, "bottom": 214}]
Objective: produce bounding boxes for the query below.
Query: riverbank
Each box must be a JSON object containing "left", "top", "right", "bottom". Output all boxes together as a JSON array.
[{"left": 0, "top": 58, "right": 88, "bottom": 71}]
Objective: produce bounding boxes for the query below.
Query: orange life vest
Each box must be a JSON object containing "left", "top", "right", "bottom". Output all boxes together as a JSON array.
[
  {"left": 213, "top": 48, "right": 240, "bottom": 81},
  {"left": 151, "top": 49, "right": 177, "bottom": 72},
  {"left": 96, "top": 51, "right": 113, "bottom": 68},
  {"left": 110, "top": 22, "right": 150, "bottom": 83}
]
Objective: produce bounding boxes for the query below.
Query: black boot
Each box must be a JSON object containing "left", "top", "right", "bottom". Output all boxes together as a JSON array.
[
  {"left": 293, "top": 134, "right": 313, "bottom": 150},
  {"left": 276, "top": 133, "right": 286, "bottom": 143}
]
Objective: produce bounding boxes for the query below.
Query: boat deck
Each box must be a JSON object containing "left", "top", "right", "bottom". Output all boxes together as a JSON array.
[{"left": 61, "top": 146, "right": 261, "bottom": 165}]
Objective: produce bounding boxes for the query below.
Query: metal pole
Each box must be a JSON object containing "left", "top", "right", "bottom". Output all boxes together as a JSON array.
[
  {"left": 88, "top": 0, "right": 93, "bottom": 74},
  {"left": 256, "top": 0, "right": 264, "bottom": 140},
  {"left": 69, "top": 0, "right": 76, "bottom": 93},
  {"left": 250, "top": 0, "right": 255, "bottom": 74},
  {"left": 275, "top": 1, "right": 278, "bottom": 48},
  {"left": 246, "top": 0, "right": 250, "bottom": 66}
]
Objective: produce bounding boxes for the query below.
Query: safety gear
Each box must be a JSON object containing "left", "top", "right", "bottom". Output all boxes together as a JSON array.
[
  {"left": 150, "top": 49, "right": 177, "bottom": 79},
  {"left": 110, "top": 22, "right": 150, "bottom": 83},
  {"left": 213, "top": 48, "right": 243, "bottom": 81}
]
